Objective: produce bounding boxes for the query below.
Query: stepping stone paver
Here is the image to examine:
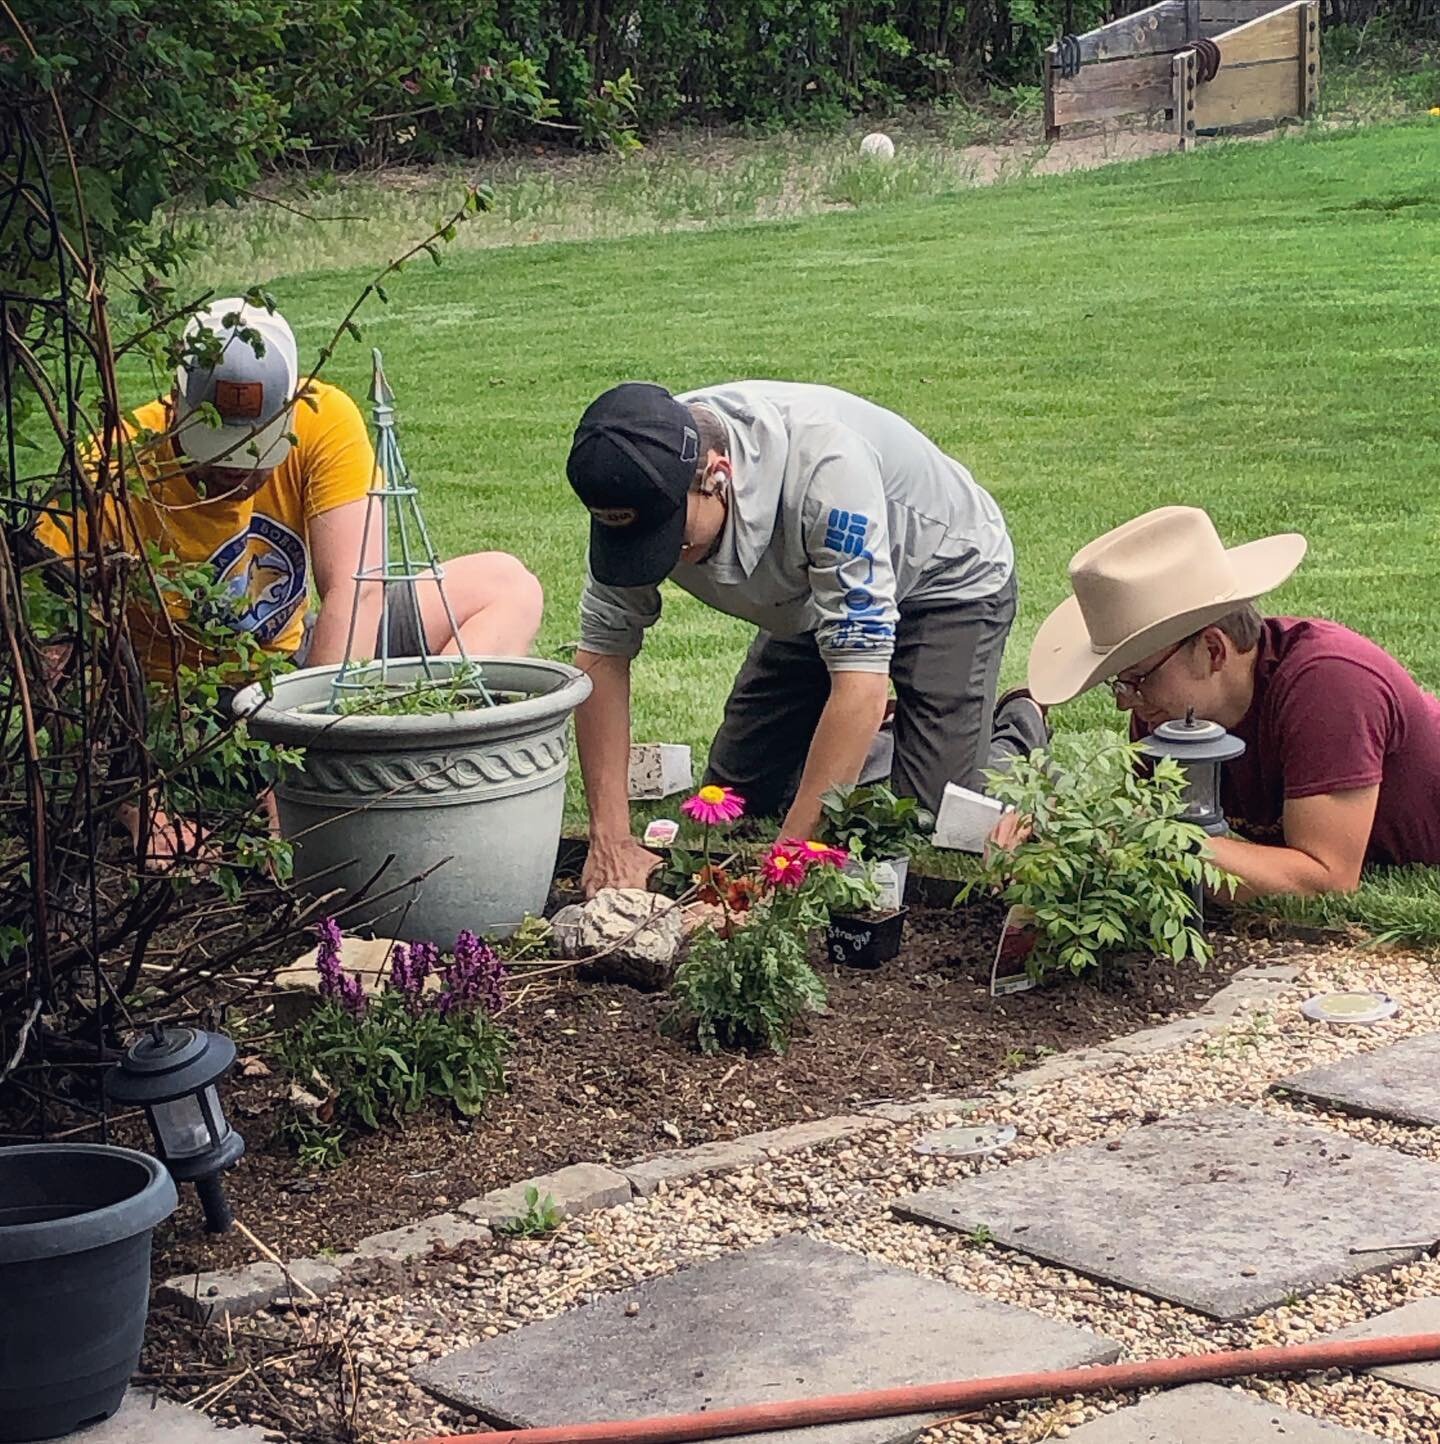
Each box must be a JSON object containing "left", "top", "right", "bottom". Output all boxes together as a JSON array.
[
  {"left": 893, "top": 1105, "right": 1440, "bottom": 1320},
  {"left": 415, "top": 1234, "right": 1121, "bottom": 1444},
  {"left": 1278, "top": 1033, "right": 1440, "bottom": 1128},
  {"left": 20, "top": 1392, "right": 271, "bottom": 1444},
  {"left": 1325, "top": 1296, "right": 1440, "bottom": 1397},
  {"left": 1063, "top": 1384, "right": 1383, "bottom": 1441}
]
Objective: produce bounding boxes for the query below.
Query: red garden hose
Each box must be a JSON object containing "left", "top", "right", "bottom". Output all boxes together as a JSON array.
[{"left": 400, "top": 1331, "right": 1440, "bottom": 1444}]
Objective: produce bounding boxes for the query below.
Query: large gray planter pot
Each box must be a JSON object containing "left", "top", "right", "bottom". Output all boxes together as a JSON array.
[{"left": 234, "top": 657, "right": 591, "bottom": 941}]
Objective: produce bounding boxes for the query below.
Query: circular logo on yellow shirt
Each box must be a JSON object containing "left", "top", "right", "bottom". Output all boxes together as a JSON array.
[{"left": 206, "top": 515, "right": 309, "bottom": 644}]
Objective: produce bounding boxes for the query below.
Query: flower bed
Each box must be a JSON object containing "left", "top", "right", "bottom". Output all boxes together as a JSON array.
[{"left": 144, "top": 893, "right": 1292, "bottom": 1279}]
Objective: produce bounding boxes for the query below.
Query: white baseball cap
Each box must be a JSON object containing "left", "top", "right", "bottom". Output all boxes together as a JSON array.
[{"left": 174, "top": 299, "right": 300, "bottom": 472}]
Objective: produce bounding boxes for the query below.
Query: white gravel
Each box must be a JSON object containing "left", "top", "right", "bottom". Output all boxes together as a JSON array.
[{"left": 196, "top": 940, "right": 1440, "bottom": 1443}]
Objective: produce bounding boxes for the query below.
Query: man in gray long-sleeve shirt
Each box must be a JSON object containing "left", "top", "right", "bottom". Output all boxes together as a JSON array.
[{"left": 565, "top": 379, "right": 1043, "bottom": 895}]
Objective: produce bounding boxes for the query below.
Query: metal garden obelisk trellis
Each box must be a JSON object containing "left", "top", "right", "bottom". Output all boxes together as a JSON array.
[{"left": 328, "top": 349, "right": 494, "bottom": 709}]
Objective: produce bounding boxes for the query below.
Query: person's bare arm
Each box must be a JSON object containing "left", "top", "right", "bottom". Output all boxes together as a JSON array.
[
  {"left": 304, "top": 498, "right": 383, "bottom": 667},
  {"left": 574, "top": 649, "right": 660, "bottom": 896},
  {"left": 1206, "top": 785, "right": 1379, "bottom": 898},
  {"left": 780, "top": 670, "right": 890, "bottom": 840}
]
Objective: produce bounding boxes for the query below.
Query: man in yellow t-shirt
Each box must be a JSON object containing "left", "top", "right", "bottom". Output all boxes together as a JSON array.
[
  {"left": 37, "top": 299, "right": 543, "bottom": 682},
  {"left": 36, "top": 299, "right": 543, "bottom": 862}
]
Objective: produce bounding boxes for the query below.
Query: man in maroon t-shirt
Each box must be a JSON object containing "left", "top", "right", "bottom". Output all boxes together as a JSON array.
[{"left": 1023, "top": 507, "right": 1440, "bottom": 896}]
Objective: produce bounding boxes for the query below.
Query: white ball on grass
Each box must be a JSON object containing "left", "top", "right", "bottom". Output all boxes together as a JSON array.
[{"left": 860, "top": 132, "right": 895, "bottom": 161}]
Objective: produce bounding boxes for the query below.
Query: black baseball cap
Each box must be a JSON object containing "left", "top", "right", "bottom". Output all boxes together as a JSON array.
[{"left": 566, "top": 382, "right": 700, "bottom": 587}]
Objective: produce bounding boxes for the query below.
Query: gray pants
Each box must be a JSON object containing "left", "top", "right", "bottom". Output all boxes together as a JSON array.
[
  {"left": 704, "top": 576, "right": 1033, "bottom": 818},
  {"left": 293, "top": 579, "right": 427, "bottom": 668}
]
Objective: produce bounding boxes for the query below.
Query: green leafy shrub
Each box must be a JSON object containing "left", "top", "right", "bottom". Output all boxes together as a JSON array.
[
  {"left": 961, "top": 740, "right": 1235, "bottom": 978},
  {"left": 819, "top": 782, "right": 934, "bottom": 861},
  {"left": 277, "top": 923, "right": 508, "bottom": 1152}
]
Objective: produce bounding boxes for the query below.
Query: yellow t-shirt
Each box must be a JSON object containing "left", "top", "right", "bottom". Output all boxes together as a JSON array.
[{"left": 36, "top": 381, "right": 375, "bottom": 679}]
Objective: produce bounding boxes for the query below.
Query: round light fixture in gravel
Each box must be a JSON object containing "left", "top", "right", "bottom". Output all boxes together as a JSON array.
[
  {"left": 913, "top": 1124, "right": 1018, "bottom": 1158},
  {"left": 1300, "top": 991, "right": 1399, "bottom": 1026}
]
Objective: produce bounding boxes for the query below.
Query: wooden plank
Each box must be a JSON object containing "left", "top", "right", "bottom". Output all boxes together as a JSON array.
[
  {"left": 1300, "top": 0, "right": 1321, "bottom": 116},
  {"left": 1194, "top": 55, "right": 1301, "bottom": 127},
  {"left": 1199, "top": 0, "right": 1297, "bottom": 38},
  {"left": 1173, "top": 49, "right": 1198, "bottom": 150},
  {"left": 1199, "top": 0, "right": 1284, "bottom": 24},
  {"left": 1214, "top": 2, "right": 1305, "bottom": 65},
  {"left": 1052, "top": 53, "right": 1175, "bottom": 126},
  {"left": 1062, "top": 0, "right": 1190, "bottom": 63}
]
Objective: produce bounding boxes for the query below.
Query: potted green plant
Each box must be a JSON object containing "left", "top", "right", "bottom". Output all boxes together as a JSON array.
[
  {"left": 235, "top": 656, "right": 591, "bottom": 942},
  {"left": 819, "top": 783, "right": 934, "bottom": 910},
  {"left": 820, "top": 868, "right": 905, "bottom": 968}
]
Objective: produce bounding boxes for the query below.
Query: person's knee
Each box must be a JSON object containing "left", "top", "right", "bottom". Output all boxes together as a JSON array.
[
  {"left": 495, "top": 552, "right": 544, "bottom": 633},
  {"left": 451, "top": 551, "right": 543, "bottom": 623}
]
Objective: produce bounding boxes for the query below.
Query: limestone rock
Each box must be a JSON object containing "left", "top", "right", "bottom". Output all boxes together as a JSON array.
[{"left": 574, "top": 888, "right": 682, "bottom": 990}]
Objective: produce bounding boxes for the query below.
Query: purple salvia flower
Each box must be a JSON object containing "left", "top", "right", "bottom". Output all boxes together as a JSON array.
[
  {"left": 390, "top": 939, "right": 441, "bottom": 1009},
  {"left": 410, "top": 940, "right": 440, "bottom": 987},
  {"left": 314, "top": 917, "right": 345, "bottom": 1000},
  {"left": 337, "top": 970, "right": 368, "bottom": 1017},
  {"left": 437, "top": 929, "right": 506, "bottom": 1016},
  {"left": 389, "top": 942, "right": 410, "bottom": 990}
]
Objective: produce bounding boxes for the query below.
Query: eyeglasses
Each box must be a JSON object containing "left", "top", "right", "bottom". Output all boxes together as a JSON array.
[{"left": 1108, "top": 638, "right": 1190, "bottom": 700}]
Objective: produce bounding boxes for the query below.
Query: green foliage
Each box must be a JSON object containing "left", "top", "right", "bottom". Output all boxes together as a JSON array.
[
  {"left": 138, "top": 547, "right": 302, "bottom": 897},
  {"left": 819, "top": 782, "right": 934, "bottom": 861},
  {"left": 333, "top": 663, "right": 495, "bottom": 717},
  {"left": 962, "top": 740, "right": 1236, "bottom": 979},
  {"left": 496, "top": 1185, "right": 564, "bottom": 1237},
  {"left": 278, "top": 989, "right": 508, "bottom": 1140},
  {"left": 282, "top": 1118, "right": 347, "bottom": 1172},
  {"left": 499, "top": 913, "right": 556, "bottom": 962},
  {"left": 674, "top": 910, "right": 828, "bottom": 1055},
  {"left": 671, "top": 854, "right": 867, "bottom": 1053}
]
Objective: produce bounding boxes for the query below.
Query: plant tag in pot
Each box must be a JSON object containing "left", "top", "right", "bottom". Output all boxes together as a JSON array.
[
  {"left": 643, "top": 818, "right": 680, "bottom": 848},
  {"left": 990, "top": 905, "right": 1038, "bottom": 996},
  {"left": 843, "top": 857, "right": 904, "bottom": 912},
  {"left": 871, "top": 859, "right": 903, "bottom": 911}
]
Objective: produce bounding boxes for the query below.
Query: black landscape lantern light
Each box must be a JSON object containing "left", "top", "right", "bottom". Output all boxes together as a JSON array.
[
  {"left": 108, "top": 1025, "right": 245, "bottom": 1233},
  {"left": 1139, "top": 707, "right": 1245, "bottom": 837}
]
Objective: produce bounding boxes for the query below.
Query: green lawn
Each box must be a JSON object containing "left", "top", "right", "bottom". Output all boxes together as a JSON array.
[{"left": 190, "top": 122, "right": 1440, "bottom": 895}]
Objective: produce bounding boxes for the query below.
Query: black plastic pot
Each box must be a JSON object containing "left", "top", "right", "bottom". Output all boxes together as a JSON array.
[
  {"left": 825, "top": 907, "right": 908, "bottom": 969},
  {"left": 0, "top": 1144, "right": 178, "bottom": 1442}
]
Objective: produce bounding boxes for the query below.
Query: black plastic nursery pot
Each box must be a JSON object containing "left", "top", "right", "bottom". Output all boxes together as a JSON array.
[
  {"left": 0, "top": 1144, "right": 178, "bottom": 1442},
  {"left": 824, "top": 907, "right": 908, "bottom": 969}
]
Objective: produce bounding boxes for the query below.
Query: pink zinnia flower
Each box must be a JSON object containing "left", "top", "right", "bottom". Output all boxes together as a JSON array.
[
  {"left": 793, "top": 839, "right": 850, "bottom": 869},
  {"left": 762, "top": 845, "right": 807, "bottom": 888},
  {"left": 681, "top": 785, "right": 745, "bottom": 825}
]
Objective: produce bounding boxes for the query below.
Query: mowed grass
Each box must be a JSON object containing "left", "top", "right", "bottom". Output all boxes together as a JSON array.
[{"left": 186, "top": 120, "right": 1440, "bottom": 923}]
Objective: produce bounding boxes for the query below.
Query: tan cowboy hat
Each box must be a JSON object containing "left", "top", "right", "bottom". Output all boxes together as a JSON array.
[{"left": 1027, "top": 506, "right": 1307, "bottom": 706}]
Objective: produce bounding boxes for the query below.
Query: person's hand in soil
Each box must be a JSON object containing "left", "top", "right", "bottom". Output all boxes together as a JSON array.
[
  {"left": 986, "top": 809, "right": 1033, "bottom": 861},
  {"left": 582, "top": 835, "right": 664, "bottom": 897}
]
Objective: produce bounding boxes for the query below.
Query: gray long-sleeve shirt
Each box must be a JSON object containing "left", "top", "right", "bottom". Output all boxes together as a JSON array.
[{"left": 578, "top": 381, "right": 1014, "bottom": 674}]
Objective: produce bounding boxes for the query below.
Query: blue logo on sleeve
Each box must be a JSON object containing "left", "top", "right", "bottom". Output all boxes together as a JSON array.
[
  {"left": 824, "top": 509, "right": 869, "bottom": 557},
  {"left": 830, "top": 619, "right": 896, "bottom": 652}
]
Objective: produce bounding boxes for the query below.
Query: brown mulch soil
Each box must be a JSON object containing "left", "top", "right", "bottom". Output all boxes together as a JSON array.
[{"left": 143, "top": 896, "right": 1285, "bottom": 1279}]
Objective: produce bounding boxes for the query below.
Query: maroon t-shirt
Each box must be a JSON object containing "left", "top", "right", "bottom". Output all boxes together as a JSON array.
[{"left": 1132, "top": 618, "right": 1440, "bottom": 866}]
